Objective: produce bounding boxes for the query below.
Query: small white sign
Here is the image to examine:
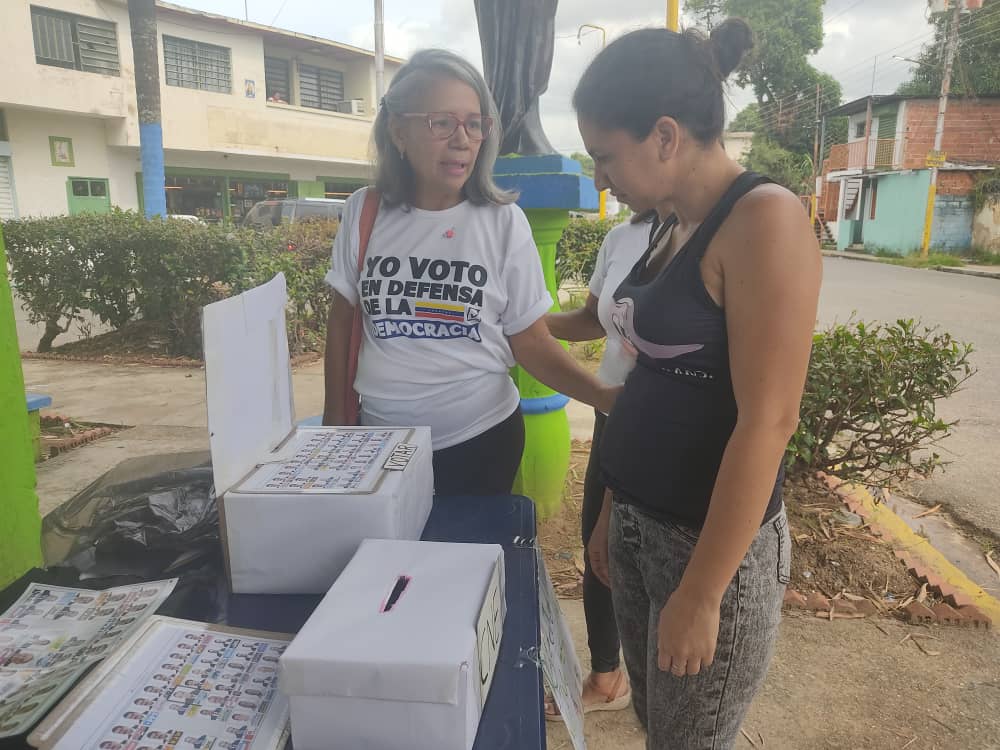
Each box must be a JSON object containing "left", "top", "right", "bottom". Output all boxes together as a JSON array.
[
  {"left": 537, "top": 552, "right": 586, "bottom": 750},
  {"left": 384, "top": 442, "right": 417, "bottom": 471},
  {"left": 475, "top": 557, "right": 505, "bottom": 709}
]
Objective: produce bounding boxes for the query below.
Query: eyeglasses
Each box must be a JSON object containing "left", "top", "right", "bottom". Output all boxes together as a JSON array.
[{"left": 400, "top": 112, "right": 494, "bottom": 142}]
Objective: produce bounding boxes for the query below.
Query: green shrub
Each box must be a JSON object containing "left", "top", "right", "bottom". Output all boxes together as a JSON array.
[
  {"left": 4, "top": 212, "right": 253, "bottom": 353},
  {"left": 131, "top": 218, "right": 249, "bottom": 356},
  {"left": 789, "top": 319, "right": 974, "bottom": 487},
  {"left": 237, "top": 219, "right": 337, "bottom": 354},
  {"left": 555, "top": 217, "right": 618, "bottom": 287},
  {"left": 4, "top": 216, "right": 89, "bottom": 352}
]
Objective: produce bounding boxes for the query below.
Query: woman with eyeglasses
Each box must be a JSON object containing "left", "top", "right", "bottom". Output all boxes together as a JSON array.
[{"left": 323, "top": 49, "right": 617, "bottom": 495}]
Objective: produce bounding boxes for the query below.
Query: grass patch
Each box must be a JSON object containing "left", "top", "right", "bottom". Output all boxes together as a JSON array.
[
  {"left": 886, "top": 252, "right": 965, "bottom": 269},
  {"left": 861, "top": 247, "right": 964, "bottom": 268},
  {"left": 965, "top": 248, "right": 1000, "bottom": 266}
]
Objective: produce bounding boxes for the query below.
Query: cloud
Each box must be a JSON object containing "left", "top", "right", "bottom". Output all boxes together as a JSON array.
[{"left": 171, "top": 0, "right": 936, "bottom": 154}]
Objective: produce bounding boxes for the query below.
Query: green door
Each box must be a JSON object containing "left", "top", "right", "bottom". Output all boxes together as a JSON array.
[{"left": 66, "top": 178, "right": 111, "bottom": 215}]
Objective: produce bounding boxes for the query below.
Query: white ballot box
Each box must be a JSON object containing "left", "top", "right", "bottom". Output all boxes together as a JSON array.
[
  {"left": 279, "top": 539, "right": 506, "bottom": 750},
  {"left": 202, "top": 273, "right": 434, "bottom": 594}
]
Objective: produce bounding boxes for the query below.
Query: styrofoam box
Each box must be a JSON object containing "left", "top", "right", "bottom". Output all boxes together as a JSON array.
[
  {"left": 279, "top": 539, "right": 506, "bottom": 750},
  {"left": 202, "top": 273, "right": 434, "bottom": 594}
]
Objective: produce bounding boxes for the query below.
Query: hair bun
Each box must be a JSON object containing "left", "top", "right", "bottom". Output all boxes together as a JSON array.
[{"left": 708, "top": 18, "right": 753, "bottom": 78}]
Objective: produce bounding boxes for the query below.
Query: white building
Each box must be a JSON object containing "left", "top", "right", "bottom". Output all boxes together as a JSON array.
[
  {"left": 723, "top": 130, "right": 753, "bottom": 163},
  {"left": 0, "top": 0, "right": 403, "bottom": 222}
]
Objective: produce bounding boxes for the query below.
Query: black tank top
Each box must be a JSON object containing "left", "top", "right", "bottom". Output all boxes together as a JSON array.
[{"left": 600, "top": 171, "right": 784, "bottom": 528}]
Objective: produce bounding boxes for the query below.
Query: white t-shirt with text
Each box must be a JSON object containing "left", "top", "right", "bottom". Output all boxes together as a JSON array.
[
  {"left": 588, "top": 219, "right": 655, "bottom": 386},
  {"left": 326, "top": 188, "right": 552, "bottom": 449}
]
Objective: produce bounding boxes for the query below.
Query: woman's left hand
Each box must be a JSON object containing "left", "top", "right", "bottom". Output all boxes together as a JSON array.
[{"left": 656, "top": 586, "right": 721, "bottom": 677}]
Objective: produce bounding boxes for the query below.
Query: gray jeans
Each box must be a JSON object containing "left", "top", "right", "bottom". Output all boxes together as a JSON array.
[{"left": 609, "top": 501, "right": 790, "bottom": 750}]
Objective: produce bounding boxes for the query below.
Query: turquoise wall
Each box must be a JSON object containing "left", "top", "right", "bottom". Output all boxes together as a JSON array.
[
  {"left": 862, "top": 171, "right": 932, "bottom": 254},
  {"left": 836, "top": 218, "right": 857, "bottom": 251}
]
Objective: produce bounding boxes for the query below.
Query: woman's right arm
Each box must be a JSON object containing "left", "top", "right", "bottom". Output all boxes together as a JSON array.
[
  {"left": 322, "top": 291, "right": 355, "bottom": 425},
  {"left": 545, "top": 293, "right": 605, "bottom": 341}
]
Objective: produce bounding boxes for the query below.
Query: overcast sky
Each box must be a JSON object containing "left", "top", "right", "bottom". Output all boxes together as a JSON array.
[{"left": 169, "top": 0, "right": 935, "bottom": 153}]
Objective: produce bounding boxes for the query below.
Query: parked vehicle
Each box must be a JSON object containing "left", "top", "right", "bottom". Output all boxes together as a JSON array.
[
  {"left": 241, "top": 198, "right": 345, "bottom": 229},
  {"left": 167, "top": 214, "right": 207, "bottom": 225}
]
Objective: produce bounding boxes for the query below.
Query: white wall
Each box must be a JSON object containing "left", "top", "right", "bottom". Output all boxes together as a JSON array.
[
  {"left": 2, "top": 0, "right": 395, "bottom": 215},
  {"left": 723, "top": 131, "right": 752, "bottom": 162},
  {"left": 0, "top": 0, "right": 133, "bottom": 121},
  {"left": 5, "top": 109, "right": 138, "bottom": 216}
]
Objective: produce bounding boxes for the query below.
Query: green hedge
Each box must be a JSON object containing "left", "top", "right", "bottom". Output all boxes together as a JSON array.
[
  {"left": 4, "top": 210, "right": 336, "bottom": 357},
  {"left": 555, "top": 217, "right": 620, "bottom": 287}
]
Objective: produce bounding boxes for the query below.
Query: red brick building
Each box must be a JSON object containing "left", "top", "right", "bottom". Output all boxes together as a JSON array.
[{"left": 819, "top": 94, "right": 999, "bottom": 253}]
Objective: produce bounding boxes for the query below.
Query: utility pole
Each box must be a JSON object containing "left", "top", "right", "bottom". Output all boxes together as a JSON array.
[
  {"left": 811, "top": 82, "right": 821, "bottom": 226},
  {"left": 666, "top": 0, "right": 680, "bottom": 30},
  {"left": 920, "top": 0, "right": 962, "bottom": 257},
  {"left": 374, "top": 0, "right": 385, "bottom": 104},
  {"left": 128, "top": 0, "right": 166, "bottom": 219},
  {"left": 579, "top": 24, "right": 608, "bottom": 218}
]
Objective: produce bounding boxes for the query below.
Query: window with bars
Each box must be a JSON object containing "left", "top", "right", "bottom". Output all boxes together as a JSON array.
[
  {"left": 264, "top": 57, "right": 290, "bottom": 102},
  {"left": 30, "top": 5, "right": 120, "bottom": 75},
  {"left": 163, "top": 36, "right": 231, "bottom": 94},
  {"left": 298, "top": 64, "right": 345, "bottom": 111}
]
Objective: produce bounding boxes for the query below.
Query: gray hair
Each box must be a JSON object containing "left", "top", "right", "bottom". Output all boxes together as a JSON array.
[{"left": 373, "top": 49, "right": 516, "bottom": 208}]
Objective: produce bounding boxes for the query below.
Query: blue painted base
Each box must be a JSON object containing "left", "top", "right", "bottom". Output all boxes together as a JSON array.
[
  {"left": 493, "top": 155, "right": 599, "bottom": 211},
  {"left": 139, "top": 122, "right": 167, "bottom": 219},
  {"left": 520, "top": 393, "right": 570, "bottom": 415}
]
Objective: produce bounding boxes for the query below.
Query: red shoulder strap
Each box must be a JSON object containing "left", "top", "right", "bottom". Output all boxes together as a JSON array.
[{"left": 357, "top": 189, "right": 380, "bottom": 272}]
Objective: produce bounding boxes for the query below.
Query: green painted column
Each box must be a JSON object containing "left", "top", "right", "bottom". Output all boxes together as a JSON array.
[
  {"left": 0, "top": 224, "right": 43, "bottom": 587},
  {"left": 511, "top": 209, "right": 572, "bottom": 520}
]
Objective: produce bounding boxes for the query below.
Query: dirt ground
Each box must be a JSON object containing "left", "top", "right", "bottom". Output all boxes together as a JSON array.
[
  {"left": 540, "top": 446, "right": 1000, "bottom": 749},
  {"left": 539, "top": 444, "right": 930, "bottom": 614},
  {"left": 548, "top": 603, "right": 1000, "bottom": 750}
]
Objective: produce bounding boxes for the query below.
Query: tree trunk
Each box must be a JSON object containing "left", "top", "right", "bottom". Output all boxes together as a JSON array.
[{"left": 37, "top": 319, "right": 63, "bottom": 353}]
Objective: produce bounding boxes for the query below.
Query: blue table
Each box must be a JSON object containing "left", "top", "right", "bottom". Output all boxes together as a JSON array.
[
  {"left": 228, "top": 494, "right": 545, "bottom": 750},
  {"left": 0, "top": 495, "right": 546, "bottom": 750}
]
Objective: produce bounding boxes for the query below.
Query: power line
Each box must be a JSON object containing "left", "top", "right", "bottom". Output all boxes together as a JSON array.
[
  {"left": 823, "top": 0, "right": 868, "bottom": 26},
  {"left": 270, "top": 0, "right": 292, "bottom": 27}
]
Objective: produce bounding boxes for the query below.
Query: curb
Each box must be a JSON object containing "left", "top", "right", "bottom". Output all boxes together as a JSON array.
[
  {"left": 821, "top": 250, "right": 1000, "bottom": 280},
  {"left": 933, "top": 265, "right": 1000, "bottom": 280},
  {"left": 796, "top": 473, "right": 996, "bottom": 629},
  {"left": 41, "top": 426, "right": 114, "bottom": 458}
]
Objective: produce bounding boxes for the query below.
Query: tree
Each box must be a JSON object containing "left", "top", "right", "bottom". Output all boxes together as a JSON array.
[
  {"left": 897, "top": 0, "right": 1000, "bottom": 97},
  {"left": 729, "top": 103, "right": 762, "bottom": 131},
  {"left": 689, "top": 0, "right": 840, "bottom": 156},
  {"left": 571, "top": 151, "right": 595, "bottom": 178},
  {"left": 740, "top": 134, "right": 813, "bottom": 194}
]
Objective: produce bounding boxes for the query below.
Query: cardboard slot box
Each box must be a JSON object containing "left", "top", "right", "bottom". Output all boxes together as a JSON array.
[
  {"left": 202, "top": 273, "right": 434, "bottom": 594},
  {"left": 279, "top": 539, "right": 506, "bottom": 750}
]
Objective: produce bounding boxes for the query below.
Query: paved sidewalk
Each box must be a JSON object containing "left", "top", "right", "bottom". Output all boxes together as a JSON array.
[
  {"left": 23, "top": 357, "right": 598, "bottom": 513},
  {"left": 823, "top": 249, "right": 1000, "bottom": 279}
]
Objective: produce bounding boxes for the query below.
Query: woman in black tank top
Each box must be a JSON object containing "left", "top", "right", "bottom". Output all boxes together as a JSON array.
[{"left": 572, "top": 19, "right": 821, "bottom": 749}]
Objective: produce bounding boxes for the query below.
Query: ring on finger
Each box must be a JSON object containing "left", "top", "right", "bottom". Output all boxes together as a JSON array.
[{"left": 670, "top": 663, "right": 685, "bottom": 675}]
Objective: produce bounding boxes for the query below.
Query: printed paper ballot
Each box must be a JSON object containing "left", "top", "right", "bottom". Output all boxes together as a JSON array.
[
  {"left": 28, "top": 617, "right": 290, "bottom": 750},
  {"left": 202, "top": 273, "right": 434, "bottom": 594},
  {"left": 279, "top": 539, "right": 506, "bottom": 750}
]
